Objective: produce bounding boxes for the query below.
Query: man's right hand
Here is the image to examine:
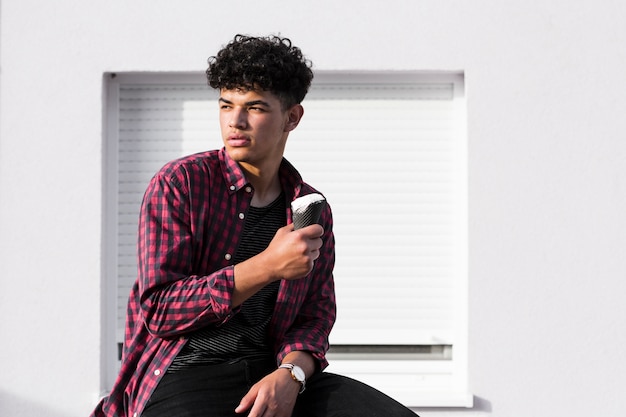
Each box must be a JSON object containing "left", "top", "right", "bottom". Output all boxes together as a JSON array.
[
  {"left": 264, "top": 223, "right": 324, "bottom": 281},
  {"left": 231, "top": 223, "right": 323, "bottom": 307}
]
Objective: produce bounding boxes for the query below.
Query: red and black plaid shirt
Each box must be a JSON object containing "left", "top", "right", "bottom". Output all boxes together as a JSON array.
[{"left": 92, "top": 148, "right": 336, "bottom": 417}]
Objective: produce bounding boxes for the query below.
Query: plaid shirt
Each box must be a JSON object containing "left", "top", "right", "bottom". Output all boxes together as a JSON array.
[{"left": 92, "top": 148, "right": 336, "bottom": 417}]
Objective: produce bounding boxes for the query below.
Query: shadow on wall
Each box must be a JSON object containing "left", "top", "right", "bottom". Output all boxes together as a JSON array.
[
  {"left": 473, "top": 396, "right": 493, "bottom": 412},
  {"left": 0, "top": 390, "right": 73, "bottom": 417}
]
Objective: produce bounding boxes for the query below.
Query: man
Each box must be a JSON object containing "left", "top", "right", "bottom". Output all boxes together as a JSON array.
[{"left": 92, "top": 34, "right": 417, "bottom": 417}]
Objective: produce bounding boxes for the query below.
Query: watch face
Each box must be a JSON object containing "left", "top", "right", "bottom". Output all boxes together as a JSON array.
[{"left": 292, "top": 365, "right": 305, "bottom": 382}]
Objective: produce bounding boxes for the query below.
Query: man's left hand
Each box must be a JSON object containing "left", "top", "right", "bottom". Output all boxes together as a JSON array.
[{"left": 235, "top": 368, "right": 300, "bottom": 417}]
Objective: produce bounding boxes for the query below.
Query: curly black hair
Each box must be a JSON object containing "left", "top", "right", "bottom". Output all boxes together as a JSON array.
[{"left": 206, "top": 34, "right": 314, "bottom": 109}]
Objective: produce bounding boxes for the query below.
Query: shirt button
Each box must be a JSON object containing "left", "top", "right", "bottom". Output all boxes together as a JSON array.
[
  {"left": 133, "top": 413, "right": 137, "bottom": 417},
  {"left": 154, "top": 369, "right": 161, "bottom": 376},
  {"left": 229, "top": 185, "right": 236, "bottom": 191},
  {"left": 239, "top": 213, "right": 245, "bottom": 220},
  {"left": 245, "top": 186, "right": 252, "bottom": 193},
  {"left": 225, "top": 253, "right": 232, "bottom": 261}
]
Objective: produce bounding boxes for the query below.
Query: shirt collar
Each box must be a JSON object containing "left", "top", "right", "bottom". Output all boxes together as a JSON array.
[{"left": 218, "top": 147, "right": 303, "bottom": 198}]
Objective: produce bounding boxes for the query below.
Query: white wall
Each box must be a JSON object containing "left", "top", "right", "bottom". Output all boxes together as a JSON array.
[{"left": 1, "top": 1, "right": 625, "bottom": 416}]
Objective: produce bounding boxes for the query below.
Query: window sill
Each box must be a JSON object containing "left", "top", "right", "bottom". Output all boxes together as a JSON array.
[
  {"left": 325, "top": 359, "right": 472, "bottom": 408},
  {"left": 394, "top": 391, "right": 474, "bottom": 408}
]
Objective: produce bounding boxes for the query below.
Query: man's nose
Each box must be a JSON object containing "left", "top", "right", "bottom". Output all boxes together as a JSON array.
[{"left": 229, "top": 109, "right": 247, "bottom": 129}]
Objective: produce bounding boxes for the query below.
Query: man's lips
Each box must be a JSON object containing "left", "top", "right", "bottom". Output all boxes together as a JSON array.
[{"left": 227, "top": 134, "right": 250, "bottom": 147}]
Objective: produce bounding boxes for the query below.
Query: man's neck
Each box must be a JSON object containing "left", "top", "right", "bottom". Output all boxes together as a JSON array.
[{"left": 240, "top": 162, "right": 282, "bottom": 207}]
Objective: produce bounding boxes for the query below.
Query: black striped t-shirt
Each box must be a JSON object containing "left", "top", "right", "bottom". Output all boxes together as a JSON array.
[{"left": 167, "top": 193, "right": 286, "bottom": 372}]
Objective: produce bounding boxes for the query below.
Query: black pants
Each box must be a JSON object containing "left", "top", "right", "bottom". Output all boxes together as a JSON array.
[{"left": 142, "top": 357, "right": 417, "bottom": 417}]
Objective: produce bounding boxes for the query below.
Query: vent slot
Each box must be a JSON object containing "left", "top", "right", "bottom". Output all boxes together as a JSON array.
[{"left": 327, "top": 344, "right": 452, "bottom": 360}]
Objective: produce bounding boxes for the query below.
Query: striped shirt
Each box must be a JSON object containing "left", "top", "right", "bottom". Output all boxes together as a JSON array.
[
  {"left": 168, "top": 195, "right": 285, "bottom": 371},
  {"left": 91, "top": 148, "right": 336, "bottom": 417}
]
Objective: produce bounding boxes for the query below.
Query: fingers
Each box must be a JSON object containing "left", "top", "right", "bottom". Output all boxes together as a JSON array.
[
  {"left": 296, "top": 223, "right": 324, "bottom": 238},
  {"left": 279, "top": 223, "right": 324, "bottom": 258},
  {"left": 235, "top": 384, "right": 257, "bottom": 414},
  {"left": 234, "top": 398, "right": 250, "bottom": 414},
  {"left": 247, "top": 399, "right": 268, "bottom": 417},
  {"left": 279, "top": 223, "right": 324, "bottom": 236},
  {"left": 237, "top": 371, "right": 298, "bottom": 417},
  {"left": 264, "top": 223, "right": 324, "bottom": 281},
  {"left": 235, "top": 388, "right": 273, "bottom": 417},
  {"left": 293, "top": 224, "right": 324, "bottom": 254}
]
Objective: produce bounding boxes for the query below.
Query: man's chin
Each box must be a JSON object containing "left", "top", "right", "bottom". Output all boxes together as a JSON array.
[{"left": 225, "top": 147, "right": 252, "bottom": 164}]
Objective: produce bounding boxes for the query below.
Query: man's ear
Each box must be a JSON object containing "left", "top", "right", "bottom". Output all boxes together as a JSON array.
[{"left": 284, "top": 104, "right": 304, "bottom": 132}]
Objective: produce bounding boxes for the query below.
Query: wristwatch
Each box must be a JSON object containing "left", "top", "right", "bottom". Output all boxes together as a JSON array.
[{"left": 278, "top": 363, "right": 306, "bottom": 393}]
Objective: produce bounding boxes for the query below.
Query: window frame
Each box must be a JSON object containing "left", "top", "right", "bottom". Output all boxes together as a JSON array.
[{"left": 102, "top": 71, "right": 471, "bottom": 407}]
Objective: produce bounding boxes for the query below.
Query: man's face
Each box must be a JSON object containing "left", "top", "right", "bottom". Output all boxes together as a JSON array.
[{"left": 219, "top": 88, "right": 301, "bottom": 171}]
